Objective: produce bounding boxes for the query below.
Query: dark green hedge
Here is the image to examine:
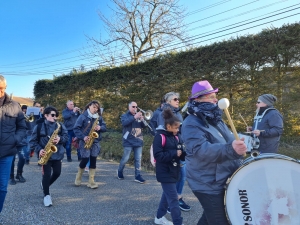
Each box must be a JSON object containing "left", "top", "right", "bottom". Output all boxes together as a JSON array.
[{"left": 34, "top": 23, "right": 300, "bottom": 135}]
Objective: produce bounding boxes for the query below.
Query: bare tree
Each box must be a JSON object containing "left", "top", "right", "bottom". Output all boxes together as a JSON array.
[{"left": 86, "top": 0, "right": 187, "bottom": 64}]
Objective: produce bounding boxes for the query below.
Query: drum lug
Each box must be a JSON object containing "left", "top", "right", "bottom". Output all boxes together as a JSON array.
[{"left": 226, "top": 177, "right": 231, "bottom": 185}]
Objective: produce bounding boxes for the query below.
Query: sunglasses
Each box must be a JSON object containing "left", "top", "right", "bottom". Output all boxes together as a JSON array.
[
  {"left": 172, "top": 98, "right": 180, "bottom": 102},
  {"left": 256, "top": 101, "right": 261, "bottom": 104},
  {"left": 50, "top": 114, "right": 57, "bottom": 117},
  {"left": 132, "top": 106, "right": 138, "bottom": 108}
]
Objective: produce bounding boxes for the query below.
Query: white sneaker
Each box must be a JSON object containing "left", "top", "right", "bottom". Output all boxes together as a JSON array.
[
  {"left": 154, "top": 216, "right": 173, "bottom": 225},
  {"left": 43, "top": 195, "right": 52, "bottom": 207}
]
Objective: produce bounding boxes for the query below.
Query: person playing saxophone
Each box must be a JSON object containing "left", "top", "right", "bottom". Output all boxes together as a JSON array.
[
  {"left": 29, "top": 106, "right": 68, "bottom": 207},
  {"left": 73, "top": 100, "right": 107, "bottom": 189}
]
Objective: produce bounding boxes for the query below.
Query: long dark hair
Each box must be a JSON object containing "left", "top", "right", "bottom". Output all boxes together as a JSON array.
[
  {"left": 163, "top": 108, "right": 180, "bottom": 128},
  {"left": 84, "top": 100, "right": 101, "bottom": 116}
]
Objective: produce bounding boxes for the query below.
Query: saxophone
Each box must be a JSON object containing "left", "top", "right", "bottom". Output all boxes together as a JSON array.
[
  {"left": 38, "top": 122, "right": 61, "bottom": 165},
  {"left": 84, "top": 116, "right": 99, "bottom": 149}
]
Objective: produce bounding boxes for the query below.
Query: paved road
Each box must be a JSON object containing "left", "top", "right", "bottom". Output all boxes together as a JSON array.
[{"left": 1, "top": 155, "right": 203, "bottom": 225}]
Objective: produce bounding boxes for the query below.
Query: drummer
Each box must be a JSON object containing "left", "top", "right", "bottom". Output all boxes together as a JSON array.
[
  {"left": 248, "top": 94, "right": 283, "bottom": 153},
  {"left": 181, "top": 80, "right": 247, "bottom": 225}
]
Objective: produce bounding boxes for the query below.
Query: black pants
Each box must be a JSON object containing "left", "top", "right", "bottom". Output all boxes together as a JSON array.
[
  {"left": 193, "top": 191, "right": 230, "bottom": 225},
  {"left": 42, "top": 160, "right": 62, "bottom": 196},
  {"left": 10, "top": 146, "right": 26, "bottom": 176},
  {"left": 79, "top": 156, "right": 97, "bottom": 169}
]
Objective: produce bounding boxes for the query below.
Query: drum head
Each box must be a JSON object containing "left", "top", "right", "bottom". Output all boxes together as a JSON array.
[{"left": 225, "top": 156, "right": 300, "bottom": 225}]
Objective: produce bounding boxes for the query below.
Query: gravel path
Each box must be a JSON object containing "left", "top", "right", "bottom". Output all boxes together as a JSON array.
[{"left": 1, "top": 155, "right": 203, "bottom": 225}]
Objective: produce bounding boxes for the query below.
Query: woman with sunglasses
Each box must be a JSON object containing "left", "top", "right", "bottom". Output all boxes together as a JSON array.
[
  {"left": 248, "top": 94, "right": 283, "bottom": 153},
  {"left": 73, "top": 100, "right": 107, "bottom": 189},
  {"left": 156, "top": 92, "right": 191, "bottom": 213},
  {"left": 29, "top": 106, "right": 68, "bottom": 207}
]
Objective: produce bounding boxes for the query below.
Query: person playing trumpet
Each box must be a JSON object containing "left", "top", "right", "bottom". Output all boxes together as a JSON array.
[
  {"left": 73, "top": 100, "right": 107, "bottom": 189},
  {"left": 29, "top": 106, "right": 68, "bottom": 207},
  {"left": 62, "top": 100, "right": 81, "bottom": 162},
  {"left": 117, "top": 101, "right": 147, "bottom": 184}
]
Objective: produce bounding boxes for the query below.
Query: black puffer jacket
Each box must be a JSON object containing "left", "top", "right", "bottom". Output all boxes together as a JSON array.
[
  {"left": 153, "top": 129, "right": 183, "bottom": 183},
  {"left": 0, "top": 93, "right": 27, "bottom": 158}
]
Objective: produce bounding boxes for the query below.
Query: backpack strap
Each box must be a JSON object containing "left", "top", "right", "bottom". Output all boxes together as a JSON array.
[
  {"left": 160, "top": 134, "right": 166, "bottom": 147},
  {"left": 37, "top": 122, "right": 45, "bottom": 143}
]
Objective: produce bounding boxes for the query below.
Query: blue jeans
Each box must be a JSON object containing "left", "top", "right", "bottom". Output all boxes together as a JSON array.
[
  {"left": 118, "top": 146, "right": 142, "bottom": 177},
  {"left": 176, "top": 161, "right": 186, "bottom": 195},
  {"left": 193, "top": 191, "right": 230, "bottom": 225},
  {"left": 157, "top": 182, "right": 183, "bottom": 225},
  {"left": 0, "top": 155, "right": 14, "bottom": 212},
  {"left": 11, "top": 146, "right": 26, "bottom": 175},
  {"left": 66, "top": 130, "right": 81, "bottom": 159}
]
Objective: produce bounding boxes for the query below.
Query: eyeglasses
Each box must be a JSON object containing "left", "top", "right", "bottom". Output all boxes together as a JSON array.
[
  {"left": 172, "top": 98, "right": 180, "bottom": 102},
  {"left": 132, "top": 106, "right": 137, "bottom": 108},
  {"left": 50, "top": 114, "right": 57, "bottom": 117},
  {"left": 256, "top": 101, "right": 261, "bottom": 104}
]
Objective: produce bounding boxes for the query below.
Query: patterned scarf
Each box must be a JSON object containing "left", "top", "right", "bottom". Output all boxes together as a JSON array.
[{"left": 187, "top": 101, "right": 223, "bottom": 123}]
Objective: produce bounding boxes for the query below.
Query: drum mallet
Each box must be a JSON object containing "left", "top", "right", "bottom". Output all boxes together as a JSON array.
[{"left": 218, "top": 98, "right": 246, "bottom": 156}]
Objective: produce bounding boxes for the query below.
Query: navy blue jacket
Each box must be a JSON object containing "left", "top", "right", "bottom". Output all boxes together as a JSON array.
[
  {"left": 153, "top": 129, "right": 182, "bottom": 183},
  {"left": 121, "top": 110, "right": 146, "bottom": 147},
  {"left": 0, "top": 93, "right": 27, "bottom": 158},
  {"left": 252, "top": 107, "right": 283, "bottom": 153},
  {"left": 181, "top": 114, "right": 243, "bottom": 194},
  {"left": 149, "top": 107, "right": 162, "bottom": 136},
  {"left": 73, "top": 110, "right": 107, "bottom": 143},
  {"left": 62, "top": 107, "right": 80, "bottom": 131},
  {"left": 29, "top": 120, "right": 68, "bottom": 161},
  {"left": 26, "top": 113, "right": 43, "bottom": 136},
  {"left": 156, "top": 104, "right": 183, "bottom": 130}
]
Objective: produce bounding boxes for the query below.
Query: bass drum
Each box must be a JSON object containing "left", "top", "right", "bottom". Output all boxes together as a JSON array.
[{"left": 225, "top": 153, "right": 300, "bottom": 225}]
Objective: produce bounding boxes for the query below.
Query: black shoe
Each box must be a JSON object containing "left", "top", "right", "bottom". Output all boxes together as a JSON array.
[
  {"left": 15, "top": 173, "right": 26, "bottom": 183},
  {"left": 25, "top": 160, "right": 30, "bottom": 165},
  {"left": 67, "top": 158, "right": 72, "bottom": 162},
  {"left": 179, "top": 198, "right": 191, "bottom": 211},
  {"left": 117, "top": 170, "right": 124, "bottom": 180},
  {"left": 134, "top": 174, "right": 146, "bottom": 184},
  {"left": 10, "top": 178, "right": 16, "bottom": 185}
]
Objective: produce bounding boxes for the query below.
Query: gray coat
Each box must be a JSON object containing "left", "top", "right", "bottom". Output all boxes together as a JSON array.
[
  {"left": 252, "top": 107, "right": 283, "bottom": 153},
  {"left": 73, "top": 110, "right": 107, "bottom": 143},
  {"left": 181, "top": 114, "right": 243, "bottom": 194},
  {"left": 29, "top": 120, "right": 68, "bottom": 161},
  {"left": 0, "top": 93, "right": 27, "bottom": 158},
  {"left": 156, "top": 104, "right": 183, "bottom": 130},
  {"left": 62, "top": 107, "right": 80, "bottom": 131}
]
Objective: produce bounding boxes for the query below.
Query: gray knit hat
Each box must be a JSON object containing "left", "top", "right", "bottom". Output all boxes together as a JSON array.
[{"left": 258, "top": 94, "right": 277, "bottom": 106}]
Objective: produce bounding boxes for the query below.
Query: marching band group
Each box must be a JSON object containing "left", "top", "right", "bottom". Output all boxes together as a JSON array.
[{"left": 0, "top": 74, "right": 284, "bottom": 225}]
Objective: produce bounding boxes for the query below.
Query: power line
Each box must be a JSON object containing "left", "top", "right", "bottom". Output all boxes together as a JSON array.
[
  {"left": 0, "top": 0, "right": 235, "bottom": 68},
  {"left": 1, "top": 3, "right": 299, "bottom": 76}
]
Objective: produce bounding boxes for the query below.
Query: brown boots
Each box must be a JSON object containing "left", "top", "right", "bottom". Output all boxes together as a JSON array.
[
  {"left": 74, "top": 168, "right": 84, "bottom": 186},
  {"left": 75, "top": 168, "right": 98, "bottom": 189},
  {"left": 87, "top": 169, "right": 98, "bottom": 189}
]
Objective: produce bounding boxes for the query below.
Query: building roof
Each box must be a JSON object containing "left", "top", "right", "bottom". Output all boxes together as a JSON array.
[{"left": 11, "top": 95, "right": 34, "bottom": 106}]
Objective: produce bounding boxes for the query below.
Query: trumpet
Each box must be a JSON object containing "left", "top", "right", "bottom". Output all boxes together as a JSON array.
[
  {"left": 137, "top": 107, "right": 153, "bottom": 120},
  {"left": 25, "top": 112, "right": 35, "bottom": 122},
  {"left": 135, "top": 107, "right": 153, "bottom": 131}
]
